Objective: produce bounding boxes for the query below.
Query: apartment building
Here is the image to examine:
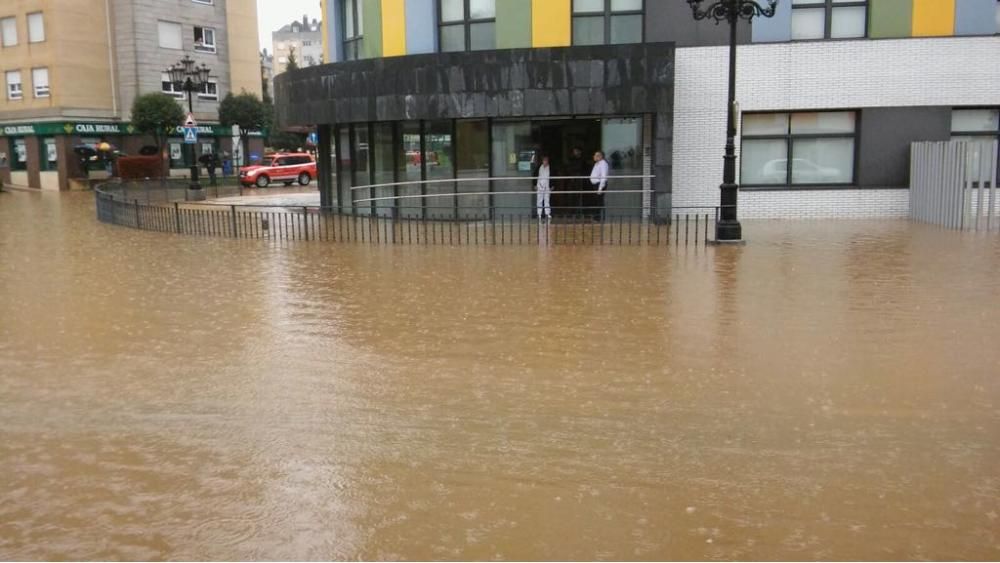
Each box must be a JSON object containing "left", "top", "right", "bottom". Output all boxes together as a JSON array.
[
  {"left": 0, "top": 0, "right": 262, "bottom": 190},
  {"left": 272, "top": 15, "right": 323, "bottom": 76}
]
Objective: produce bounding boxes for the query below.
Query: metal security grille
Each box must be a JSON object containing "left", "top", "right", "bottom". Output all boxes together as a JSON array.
[{"left": 910, "top": 140, "right": 1000, "bottom": 231}]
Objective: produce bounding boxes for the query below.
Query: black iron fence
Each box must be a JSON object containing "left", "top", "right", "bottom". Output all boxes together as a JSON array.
[{"left": 95, "top": 179, "right": 720, "bottom": 246}]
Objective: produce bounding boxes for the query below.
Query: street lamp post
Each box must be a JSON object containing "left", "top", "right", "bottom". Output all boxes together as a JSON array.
[
  {"left": 166, "top": 55, "right": 211, "bottom": 191},
  {"left": 687, "top": 0, "right": 777, "bottom": 243}
]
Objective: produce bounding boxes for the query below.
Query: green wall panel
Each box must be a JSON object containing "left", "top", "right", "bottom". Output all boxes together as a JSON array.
[
  {"left": 497, "top": 0, "right": 532, "bottom": 49},
  {"left": 869, "top": 0, "right": 913, "bottom": 38},
  {"left": 364, "top": 0, "right": 383, "bottom": 58}
]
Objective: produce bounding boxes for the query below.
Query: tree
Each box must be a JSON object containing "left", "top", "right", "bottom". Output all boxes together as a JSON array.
[
  {"left": 131, "top": 92, "right": 184, "bottom": 176},
  {"left": 219, "top": 92, "right": 267, "bottom": 167},
  {"left": 286, "top": 46, "right": 299, "bottom": 72}
]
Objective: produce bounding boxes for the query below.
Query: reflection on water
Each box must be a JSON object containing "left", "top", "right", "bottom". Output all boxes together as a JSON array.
[{"left": 1, "top": 192, "right": 999, "bottom": 560}]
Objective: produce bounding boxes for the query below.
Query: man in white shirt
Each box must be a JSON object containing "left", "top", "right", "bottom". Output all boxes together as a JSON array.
[
  {"left": 536, "top": 155, "right": 552, "bottom": 219},
  {"left": 590, "top": 151, "right": 609, "bottom": 220}
]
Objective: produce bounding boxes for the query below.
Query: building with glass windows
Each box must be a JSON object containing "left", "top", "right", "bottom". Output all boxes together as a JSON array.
[
  {"left": 276, "top": 0, "right": 1000, "bottom": 219},
  {"left": 0, "top": 0, "right": 262, "bottom": 191}
]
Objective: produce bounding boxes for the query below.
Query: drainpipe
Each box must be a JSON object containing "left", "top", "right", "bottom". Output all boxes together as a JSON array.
[{"left": 105, "top": 0, "right": 119, "bottom": 117}]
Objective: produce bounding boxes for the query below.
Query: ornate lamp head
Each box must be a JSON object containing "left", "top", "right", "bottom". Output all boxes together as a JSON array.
[{"left": 687, "top": 0, "right": 778, "bottom": 23}]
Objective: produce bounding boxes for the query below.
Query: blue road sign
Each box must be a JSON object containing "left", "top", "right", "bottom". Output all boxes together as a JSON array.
[{"left": 183, "top": 126, "right": 198, "bottom": 144}]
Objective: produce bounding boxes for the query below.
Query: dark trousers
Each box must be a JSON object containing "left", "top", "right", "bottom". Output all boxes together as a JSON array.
[{"left": 592, "top": 189, "right": 605, "bottom": 221}]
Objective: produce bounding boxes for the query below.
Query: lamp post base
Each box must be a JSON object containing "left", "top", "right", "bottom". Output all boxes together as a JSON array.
[{"left": 714, "top": 219, "right": 743, "bottom": 243}]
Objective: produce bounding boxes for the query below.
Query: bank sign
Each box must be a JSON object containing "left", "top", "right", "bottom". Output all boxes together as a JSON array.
[
  {"left": 0, "top": 122, "right": 137, "bottom": 137},
  {"left": 0, "top": 121, "right": 263, "bottom": 138}
]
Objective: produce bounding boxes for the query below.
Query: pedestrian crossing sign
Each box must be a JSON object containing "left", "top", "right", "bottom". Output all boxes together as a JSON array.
[{"left": 183, "top": 126, "right": 198, "bottom": 144}]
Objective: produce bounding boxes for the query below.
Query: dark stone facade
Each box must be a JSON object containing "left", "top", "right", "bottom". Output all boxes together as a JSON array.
[{"left": 275, "top": 43, "right": 675, "bottom": 202}]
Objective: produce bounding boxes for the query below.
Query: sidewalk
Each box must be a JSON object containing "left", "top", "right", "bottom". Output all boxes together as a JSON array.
[{"left": 0, "top": 183, "right": 38, "bottom": 192}]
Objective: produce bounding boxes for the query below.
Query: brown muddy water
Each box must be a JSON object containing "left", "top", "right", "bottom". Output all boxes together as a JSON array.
[{"left": 0, "top": 191, "right": 998, "bottom": 561}]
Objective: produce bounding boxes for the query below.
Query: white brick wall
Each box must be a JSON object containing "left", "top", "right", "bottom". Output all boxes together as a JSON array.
[{"left": 672, "top": 36, "right": 1000, "bottom": 218}]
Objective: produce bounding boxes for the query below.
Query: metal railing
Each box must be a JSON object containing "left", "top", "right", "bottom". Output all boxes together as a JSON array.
[{"left": 94, "top": 177, "right": 720, "bottom": 246}]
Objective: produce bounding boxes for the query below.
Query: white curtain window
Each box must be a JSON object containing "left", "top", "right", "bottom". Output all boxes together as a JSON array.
[
  {"left": 791, "top": 138, "right": 855, "bottom": 184},
  {"left": 469, "top": 0, "right": 495, "bottom": 19},
  {"left": 791, "top": 8, "right": 825, "bottom": 39},
  {"left": 160, "top": 72, "right": 183, "bottom": 98},
  {"left": 1, "top": 17, "right": 17, "bottom": 46},
  {"left": 830, "top": 6, "right": 866, "bottom": 38},
  {"left": 194, "top": 26, "right": 216, "bottom": 53},
  {"left": 951, "top": 109, "right": 1000, "bottom": 132},
  {"left": 441, "top": 0, "right": 464, "bottom": 21},
  {"left": 574, "top": 0, "right": 603, "bottom": 11},
  {"left": 32, "top": 67, "right": 49, "bottom": 97},
  {"left": 6, "top": 70, "right": 22, "bottom": 100},
  {"left": 198, "top": 78, "right": 219, "bottom": 100},
  {"left": 158, "top": 21, "right": 183, "bottom": 49},
  {"left": 741, "top": 111, "right": 857, "bottom": 186},
  {"left": 741, "top": 139, "right": 789, "bottom": 185},
  {"left": 611, "top": 0, "right": 642, "bottom": 10},
  {"left": 27, "top": 12, "right": 44, "bottom": 43}
]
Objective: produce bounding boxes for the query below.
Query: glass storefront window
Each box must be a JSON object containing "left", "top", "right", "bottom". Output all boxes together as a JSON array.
[
  {"left": 456, "top": 119, "right": 489, "bottom": 218},
  {"left": 41, "top": 137, "right": 57, "bottom": 172},
  {"left": 425, "top": 120, "right": 455, "bottom": 219},
  {"left": 11, "top": 138, "right": 28, "bottom": 171},
  {"left": 373, "top": 122, "right": 396, "bottom": 217},
  {"left": 399, "top": 121, "right": 423, "bottom": 218},
  {"left": 602, "top": 117, "right": 643, "bottom": 218},
  {"left": 352, "top": 124, "right": 371, "bottom": 215},
  {"left": 337, "top": 126, "right": 352, "bottom": 212},
  {"left": 491, "top": 121, "right": 533, "bottom": 217}
]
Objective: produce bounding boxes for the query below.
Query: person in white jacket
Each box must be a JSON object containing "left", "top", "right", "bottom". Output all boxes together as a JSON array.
[
  {"left": 590, "top": 151, "right": 609, "bottom": 220},
  {"left": 536, "top": 155, "right": 553, "bottom": 219}
]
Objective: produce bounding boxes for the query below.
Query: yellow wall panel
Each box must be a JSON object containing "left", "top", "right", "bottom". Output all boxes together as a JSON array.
[
  {"left": 532, "top": 0, "right": 571, "bottom": 47},
  {"left": 382, "top": 0, "right": 407, "bottom": 56},
  {"left": 912, "top": 0, "right": 955, "bottom": 36}
]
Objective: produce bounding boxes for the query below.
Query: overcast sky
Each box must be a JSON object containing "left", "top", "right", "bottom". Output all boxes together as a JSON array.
[{"left": 257, "top": 0, "right": 323, "bottom": 54}]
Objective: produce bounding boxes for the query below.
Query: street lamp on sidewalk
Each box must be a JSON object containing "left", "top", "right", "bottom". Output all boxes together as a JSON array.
[
  {"left": 687, "top": 0, "right": 777, "bottom": 243},
  {"left": 166, "top": 55, "right": 211, "bottom": 191}
]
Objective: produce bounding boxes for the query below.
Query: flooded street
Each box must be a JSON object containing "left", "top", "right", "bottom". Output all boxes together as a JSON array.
[{"left": 1, "top": 191, "right": 998, "bottom": 561}]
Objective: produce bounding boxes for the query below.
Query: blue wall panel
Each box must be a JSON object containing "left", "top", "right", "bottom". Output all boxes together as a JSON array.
[
  {"left": 751, "top": 1, "right": 792, "bottom": 43},
  {"left": 327, "top": 0, "right": 344, "bottom": 63},
  {"left": 405, "top": 0, "right": 437, "bottom": 55},
  {"left": 954, "top": 0, "right": 997, "bottom": 35}
]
